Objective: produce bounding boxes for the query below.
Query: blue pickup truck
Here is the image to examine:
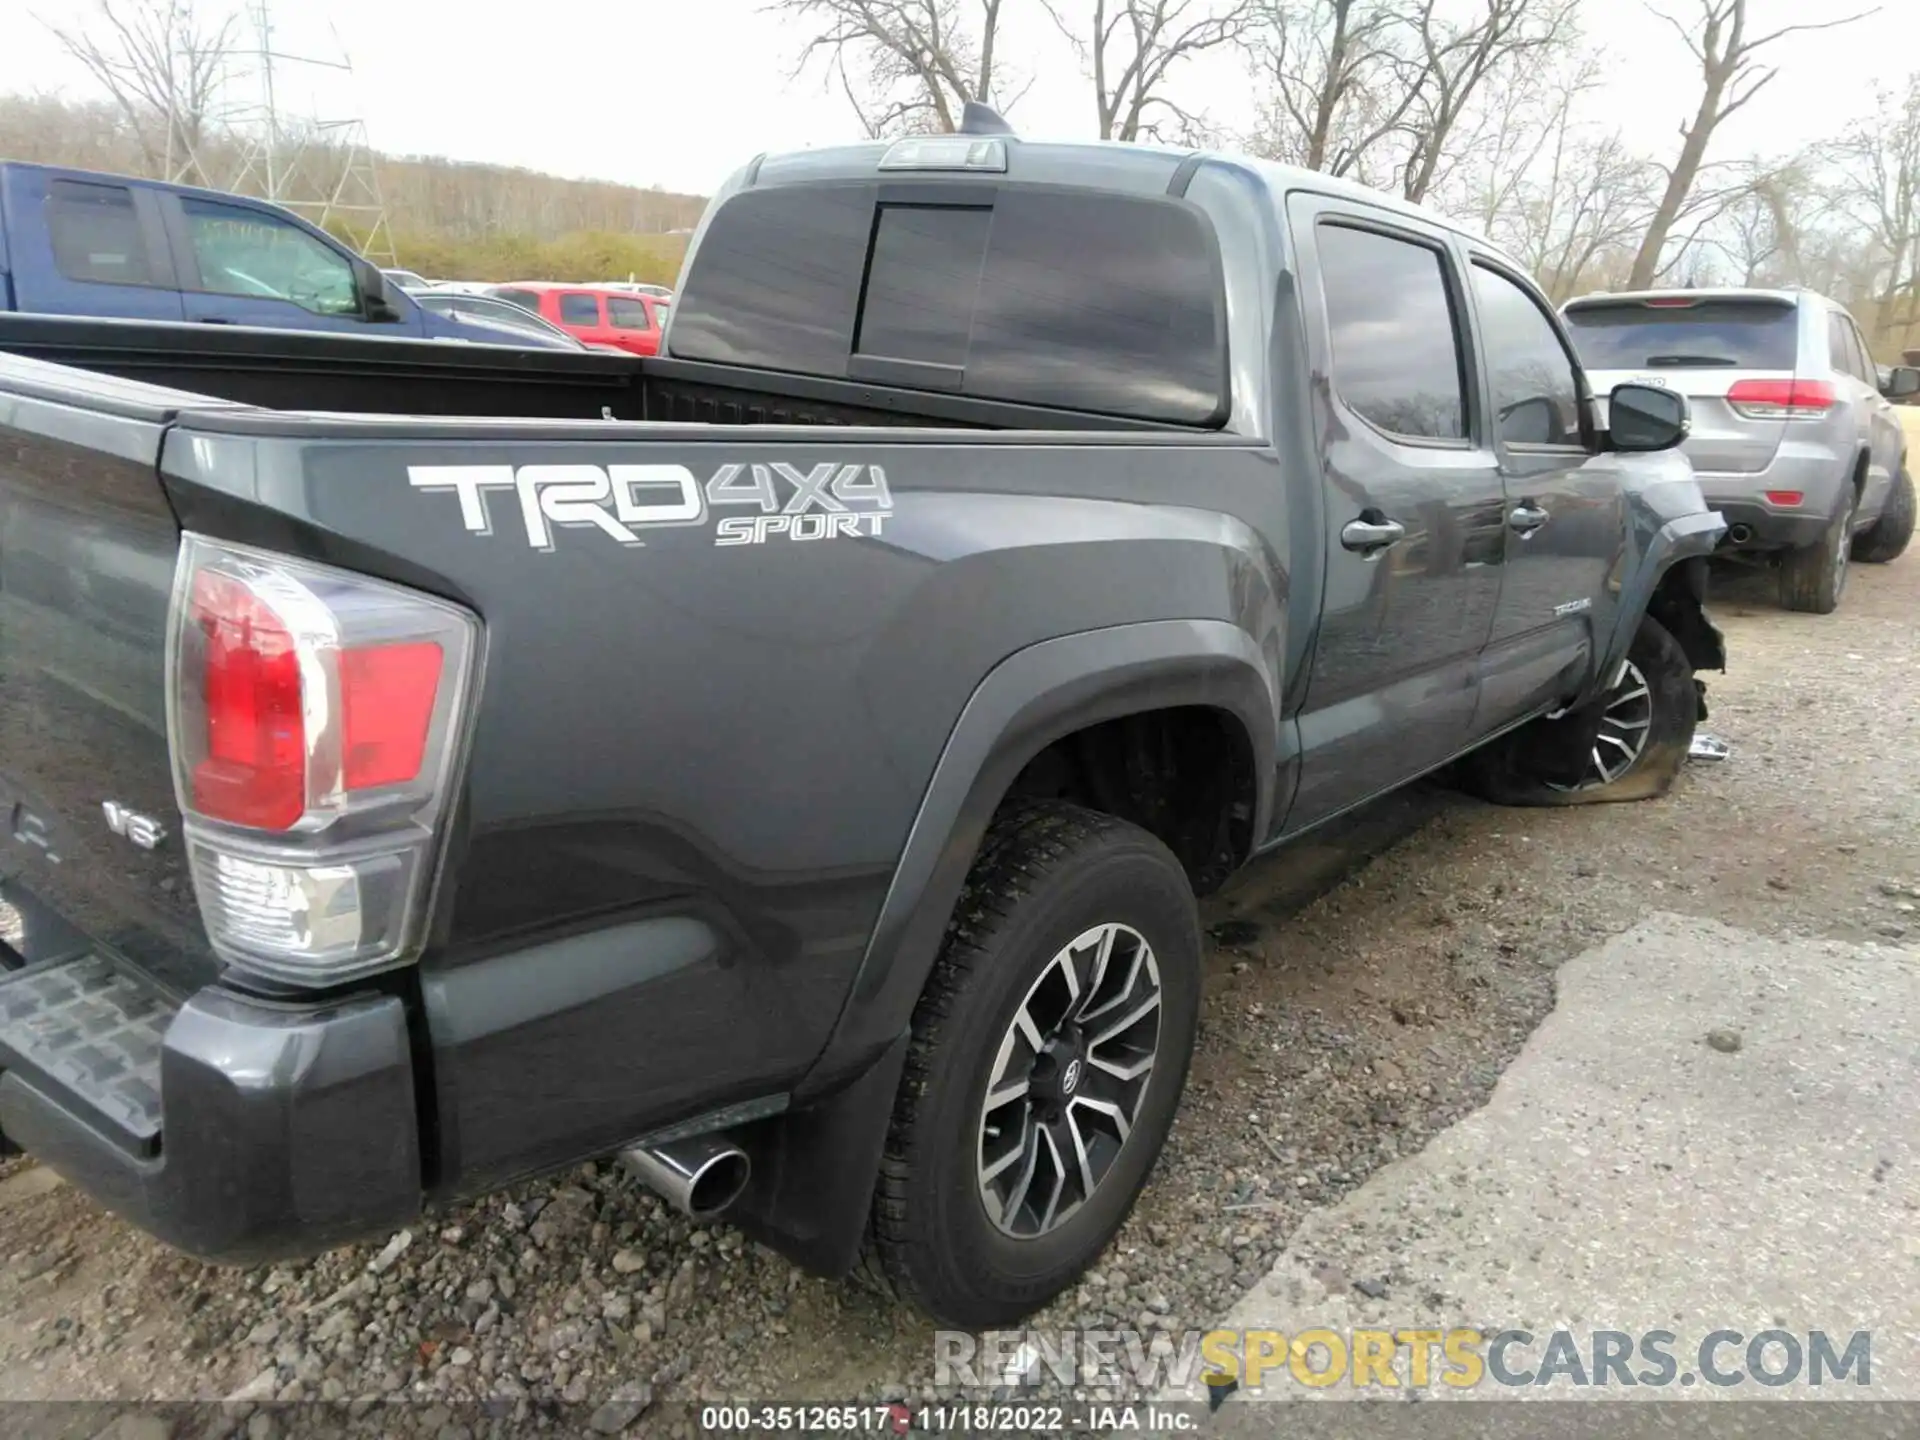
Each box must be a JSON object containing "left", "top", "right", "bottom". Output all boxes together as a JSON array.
[{"left": 0, "top": 162, "right": 567, "bottom": 347}]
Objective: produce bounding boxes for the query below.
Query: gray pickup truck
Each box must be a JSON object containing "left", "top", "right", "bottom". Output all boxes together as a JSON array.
[{"left": 0, "top": 110, "right": 1724, "bottom": 1327}]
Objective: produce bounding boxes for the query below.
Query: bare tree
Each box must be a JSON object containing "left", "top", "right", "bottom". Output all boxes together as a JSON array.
[
  {"left": 44, "top": 0, "right": 237, "bottom": 184},
  {"left": 1835, "top": 75, "right": 1920, "bottom": 337},
  {"left": 1397, "top": 0, "right": 1578, "bottom": 205},
  {"left": 1244, "top": 0, "right": 1424, "bottom": 182},
  {"left": 1041, "top": 1, "right": 1252, "bottom": 142},
  {"left": 773, "top": 0, "right": 1010, "bottom": 136},
  {"left": 1453, "top": 51, "right": 1659, "bottom": 301},
  {"left": 1627, "top": 0, "right": 1875, "bottom": 289}
]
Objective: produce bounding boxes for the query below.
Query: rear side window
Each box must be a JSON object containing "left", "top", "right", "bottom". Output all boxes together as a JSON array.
[
  {"left": 494, "top": 289, "right": 539, "bottom": 310},
  {"left": 559, "top": 293, "right": 602, "bottom": 325},
  {"left": 46, "top": 180, "right": 156, "bottom": 286},
  {"left": 668, "top": 182, "right": 1227, "bottom": 425},
  {"left": 606, "top": 296, "right": 652, "bottom": 329},
  {"left": 1563, "top": 301, "right": 1799, "bottom": 371},
  {"left": 1315, "top": 222, "right": 1466, "bottom": 442},
  {"left": 1828, "top": 314, "right": 1857, "bottom": 377}
]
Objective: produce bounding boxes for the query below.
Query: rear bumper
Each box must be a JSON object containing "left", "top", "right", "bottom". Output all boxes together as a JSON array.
[
  {"left": 1705, "top": 498, "right": 1830, "bottom": 551},
  {"left": 1698, "top": 448, "right": 1851, "bottom": 552},
  {"left": 0, "top": 954, "right": 421, "bottom": 1265}
]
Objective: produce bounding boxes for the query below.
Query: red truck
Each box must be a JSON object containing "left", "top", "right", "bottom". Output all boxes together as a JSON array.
[{"left": 489, "top": 282, "right": 669, "bottom": 356}]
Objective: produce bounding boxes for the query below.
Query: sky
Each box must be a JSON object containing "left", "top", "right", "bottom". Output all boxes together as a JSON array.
[{"left": 3, "top": 0, "right": 1914, "bottom": 198}]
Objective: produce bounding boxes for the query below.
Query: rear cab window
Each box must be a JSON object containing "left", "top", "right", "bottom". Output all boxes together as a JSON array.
[
  {"left": 666, "top": 180, "right": 1228, "bottom": 426},
  {"left": 1563, "top": 299, "right": 1800, "bottom": 372},
  {"left": 559, "top": 292, "right": 602, "bottom": 326},
  {"left": 494, "top": 289, "right": 540, "bottom": 311},
  {"left": 46, "top": 179, "right": 157, "bottom": 287}
]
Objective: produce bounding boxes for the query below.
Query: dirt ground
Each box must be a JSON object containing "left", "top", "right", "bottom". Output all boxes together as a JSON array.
[{"left": 0, "top": 536, "right": 1916, "bottom": 1428}]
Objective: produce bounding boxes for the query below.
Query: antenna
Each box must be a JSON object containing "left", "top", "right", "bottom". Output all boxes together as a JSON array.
[
  {"left": 959, "top": 102, "right": 1016, "bottom": 137},
  {"left": 221, "top": 3, "right": 399, "bottom": 264}
]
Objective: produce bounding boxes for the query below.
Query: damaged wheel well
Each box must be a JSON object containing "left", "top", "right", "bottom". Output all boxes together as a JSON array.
[{"left": 1646, "top": 556, "right": 1724, "bottom": 675}]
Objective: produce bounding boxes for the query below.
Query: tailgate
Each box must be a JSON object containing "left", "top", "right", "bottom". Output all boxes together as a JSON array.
[
  {"left": 0, "top": 360, "right": 216, "bottom": 995},
  {"left": 1568, "top": 298, "right": 1799, "bottom": 475}
]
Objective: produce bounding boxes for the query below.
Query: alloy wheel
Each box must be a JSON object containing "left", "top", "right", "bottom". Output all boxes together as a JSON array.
[{"left": 977, "top": 923, "right": 1163, "bottom": 1239}]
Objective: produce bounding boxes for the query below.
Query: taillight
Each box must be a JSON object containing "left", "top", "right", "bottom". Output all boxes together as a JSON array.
[
  {"left": 167, "top": 535, "right": 480, "bottom": 987},
  {"left": 1726, "top": 379, "right": 1835, "bottom": 420}
]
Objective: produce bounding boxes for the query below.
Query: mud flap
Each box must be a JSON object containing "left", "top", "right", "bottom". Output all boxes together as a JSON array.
[{"left": 725, "top": 1031, "right": 909, "bottom": 1278}]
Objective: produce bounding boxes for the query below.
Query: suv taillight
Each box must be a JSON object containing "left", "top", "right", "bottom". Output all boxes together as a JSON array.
[
  {"left": 167, "top": 535, "right": 480, "bottom": 987},
  {"left": 1726, "top": 379, "right": 1835, "bottom": 420}
]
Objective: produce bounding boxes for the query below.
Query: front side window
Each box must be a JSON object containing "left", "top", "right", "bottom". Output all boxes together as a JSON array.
[
  {"left": 1471, "top": 262, "right": 1583, "bottom": 447},
  {"left": 181, "top": 198, "right": 358, "bottom": 314},
  {"left": 1316, "top": 222, "right": 1467, "bottom": 442},
  {"left": 47, "top": 180, "right": 156, "bottom": 286},
  {"left": 559, "top": 292, "right": 602, "bottom": 325},
  {"left": 606, "top": 296, "right": 652, "bottom": 329}
]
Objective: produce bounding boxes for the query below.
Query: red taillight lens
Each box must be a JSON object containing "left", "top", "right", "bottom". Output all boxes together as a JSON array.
[
  {"left": 1764, "top": 490, "right": 1806, "bottom": 507},
  {"left": 1726, "top": 379, "right": 1835, "bottom": 416},
  {"left": 342, "top": 641, "right": 444, "bottom": 790},
  {"left": 168, "top": 536, "right": 480, "bottom": 988},
  {"left": 189, "top": 569, "right": 307, "bottom": 830},
  {"left": 1644, "top": 298, "right": 1697, "bottom": 308}
]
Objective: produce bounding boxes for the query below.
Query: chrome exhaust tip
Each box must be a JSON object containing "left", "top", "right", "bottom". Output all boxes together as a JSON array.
[
  {"left": 618, "top": 1134, "right": 751, "bottom": 1220},
  {"left": 1727, "top": 523, "right": 1754, "bottom": 545}
]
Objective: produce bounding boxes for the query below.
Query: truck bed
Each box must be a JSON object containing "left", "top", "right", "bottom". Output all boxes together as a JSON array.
[{"left": 0, "top": 313, "right": 1176, "bottom": 433}]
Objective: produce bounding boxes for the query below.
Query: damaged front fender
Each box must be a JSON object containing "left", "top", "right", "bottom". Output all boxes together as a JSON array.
[{"left": 1584, "top": 458, "right": 1727, "bottom": 710}]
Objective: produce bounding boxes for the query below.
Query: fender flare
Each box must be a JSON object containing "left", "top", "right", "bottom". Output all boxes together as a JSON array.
[
  {"left": 1594, "top": 509, "right": 1726, "bottom": 695},
  {"left": 796, "top": 617, "right": 1280, "bottom": 1097}
]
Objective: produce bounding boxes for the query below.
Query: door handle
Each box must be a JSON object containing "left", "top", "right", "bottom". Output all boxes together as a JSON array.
[
  {"left": 1340, "top": 516, "right": 1406, "bottom": 553},
  {"left": 1508, "top": 504, "right": 1550, "bottom": 535}
]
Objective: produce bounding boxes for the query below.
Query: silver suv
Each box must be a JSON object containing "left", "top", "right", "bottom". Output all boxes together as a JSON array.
[{"left": 1563, "top": 288, "right": 1919, "bottom": 613}]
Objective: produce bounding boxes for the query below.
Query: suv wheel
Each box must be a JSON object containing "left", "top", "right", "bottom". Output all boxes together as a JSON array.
[
  {"left": 1855, "top": 464, "right": 1915, "bottom": 564},
  {"left": 863, "top": 802, "right": 1201, "bottom": 1327},
  {"left": 1457, "top": 614, "right": 1698, "bottom": 807},
  {"left": 1779, "top": 488, "right": 1855, "bottom": 613}
]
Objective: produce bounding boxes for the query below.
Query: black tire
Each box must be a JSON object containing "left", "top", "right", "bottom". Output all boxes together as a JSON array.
[
  {"left": 862, "top": 801, "right": 1201, "bottom": 1328},
  {"left": 1778, "top": 486, "right": 1855, "bottom": 613},
  {"left": 1855, "top": 464, "right": 1915, "bottom": 564},
  {"left": 1458, "top": 614, "right": 1698, "bottom": 807}
]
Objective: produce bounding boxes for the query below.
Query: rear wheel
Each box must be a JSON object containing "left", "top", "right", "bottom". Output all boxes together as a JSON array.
[
  {"left": 1778, "top": 487, "right": 1855, "bottom": 613},
  {"left": 1855, "top": 464, "right": 1915, "bottom": 564},
  {"left": 862, "top": 802, "right": 1201, "bottom": 1327},
  {"left": 1458, "top": 614, "right": 1698, "bottom": 807}
]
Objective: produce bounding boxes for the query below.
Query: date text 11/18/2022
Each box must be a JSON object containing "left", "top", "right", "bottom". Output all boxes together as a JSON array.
[{"left": 697, "top": 1403, "right": 1198, "bottom": 1432}]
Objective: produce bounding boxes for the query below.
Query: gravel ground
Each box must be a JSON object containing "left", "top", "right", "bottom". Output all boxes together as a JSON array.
[{"left": 0, "top": 537, "right": 1916, "bottom": 1436}]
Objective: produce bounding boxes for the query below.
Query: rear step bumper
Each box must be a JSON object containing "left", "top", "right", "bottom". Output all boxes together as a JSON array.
[{"left": 0, "top": 954, "right": 422, "bottom": 1264}]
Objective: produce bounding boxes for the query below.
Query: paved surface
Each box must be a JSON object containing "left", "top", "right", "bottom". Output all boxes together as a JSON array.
[{"left": 1169, "top": 912, "right": 1920, "bottom": 1425}]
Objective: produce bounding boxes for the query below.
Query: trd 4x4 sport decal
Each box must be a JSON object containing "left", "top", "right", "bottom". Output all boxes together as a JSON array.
[{"left": 407, "top": 461, "right": 893, "bottom": 551}]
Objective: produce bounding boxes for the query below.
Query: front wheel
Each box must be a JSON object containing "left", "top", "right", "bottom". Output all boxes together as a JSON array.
[
  {"left": 863, "top": 802, "right": 1201, "bottom": 1328},
  {"left": 1458, "top": 614, "right": 1699, "bottom": 807}
]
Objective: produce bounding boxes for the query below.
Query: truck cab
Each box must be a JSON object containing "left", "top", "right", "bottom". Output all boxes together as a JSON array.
[{"left": 0, "top": 162, "right": 467, "bottom": 341}]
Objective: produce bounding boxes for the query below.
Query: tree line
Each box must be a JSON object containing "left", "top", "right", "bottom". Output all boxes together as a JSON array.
[
  {"left": 5, "top": 0, "right": 707, "bottom": 285},
  {"left": 12, "top": 0, "right": 1920, "bottom": 355},
  {"left": 783, "top": 0, "right": 1920, "bottom": 358}
]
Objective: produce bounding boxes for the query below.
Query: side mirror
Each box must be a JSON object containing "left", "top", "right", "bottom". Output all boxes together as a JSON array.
[
  {"left": 1608, "top": 382, "right": 1689, "bottom": 452},
  {"left": 1881, "top": 365, "right": 1920, "bottom": 401},
  {"left": 355, "top": 260, "right": 403, "bottom": 323}
]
